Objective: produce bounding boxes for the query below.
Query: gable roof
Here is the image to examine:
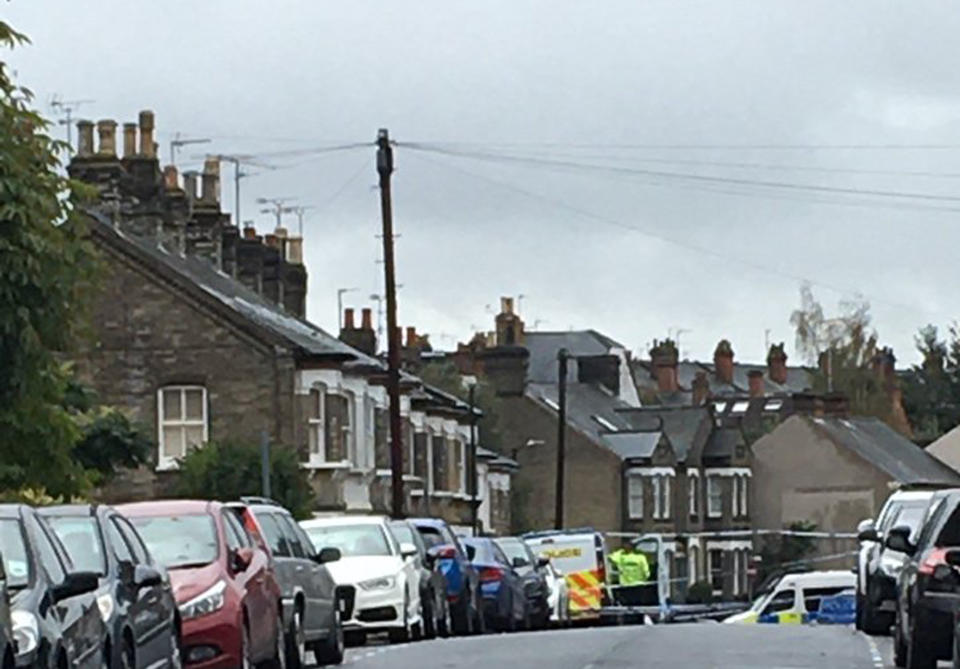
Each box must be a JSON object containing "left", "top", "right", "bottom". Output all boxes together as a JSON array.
[
  {"left": 614, "top": 406, "right": 712, "bottom": 463},
  {"left": 806, "top": 416, "right": 960, "bottom": 485},
  {"left": 88, "top": 212, "right": 369, "bottom": 362},
  {"left": 600, "top": 432, "right": 663, "bottom": 460},
  {"left": 926, "top": 425, "right": 960, "bottom": 473},
  {"left": 525, "top": 330, "right": 626, "bottom": 384}
]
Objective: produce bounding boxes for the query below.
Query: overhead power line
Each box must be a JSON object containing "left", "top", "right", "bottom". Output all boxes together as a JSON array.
[{"left": 403, "top": 139, "right": 960, "bottom": 151}]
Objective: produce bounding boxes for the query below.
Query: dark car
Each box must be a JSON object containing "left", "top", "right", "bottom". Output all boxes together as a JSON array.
[
  {"left": 856, "top": 488, "right": 937, "bottom": 635},
  {"left": 0, "top": 504, "right": 104, "bottom": 669},
  {"left": 408, "top": 518, "right": 484, "bottom": 635},
  {"left": 388, "top": 519, "right": 450, "bottom": 639},
  {"left": 237, "top": 498, "right": 344, "bottom": 668},
  {"left": 888, "top": 489, "right": 960, "bottom": 669},
  {"left": 40, "top": 504, "right": 180, "bottom": 669},
  {"left": 0, "top": 551, "right": 16, "bottom": 669},
  {"left": 462, "top": 537, "right": 528, "bottom": 632},
  {"left": 494, "top": 537, "right": 550, "bottom": 629},
  {"left": 118, "top": 500, "right": 285, "bottom": 669}
]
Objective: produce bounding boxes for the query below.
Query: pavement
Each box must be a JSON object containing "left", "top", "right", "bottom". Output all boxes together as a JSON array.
[{"left": 317, "top": 623, "right": 895, "bottom": 668}]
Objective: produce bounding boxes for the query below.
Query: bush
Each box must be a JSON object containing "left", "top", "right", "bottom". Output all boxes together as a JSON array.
[
  {"left": 686, "top": 581, "right": 715, "bottom": 605},
  {"left": 0, "top": 487, "right": 86, "bottom": 506},
  {"left": 175, "top": 440, "right": 315, "bottom": 519}
]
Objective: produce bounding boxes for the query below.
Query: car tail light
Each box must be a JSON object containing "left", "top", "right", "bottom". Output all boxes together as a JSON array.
[
  {"left": 436, "top": 546, "right": 457, "bottom": 559},
  {"left": 479, "top": 567, "right": 504, "bottom": 583},
  {"left": 919, "top": 548, "right": 949, "bottom": 576}
]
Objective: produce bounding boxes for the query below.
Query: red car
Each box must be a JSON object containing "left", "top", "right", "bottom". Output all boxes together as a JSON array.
[{"left": 117, "top": 500, "right": 285, "bottom": 669}]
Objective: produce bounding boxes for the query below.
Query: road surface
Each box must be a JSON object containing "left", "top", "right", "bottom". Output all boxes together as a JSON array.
[{"left": 328, "top": 624, "right": 889, "bottom": 668}]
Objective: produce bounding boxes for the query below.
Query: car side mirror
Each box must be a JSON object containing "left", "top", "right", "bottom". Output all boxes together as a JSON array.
[
  {"left": 51, "top": 571, "right": 99, "bottom": 602},
  {"left": 315, "top": 547, "right": 341, "bottom": 564},
  {"left": 946, "top": 550, "right": 960, "bottom": 567},
  {"left": 857, "top": 519, "right": 878, "bottom": 542},
  {"left": 512, "top": 556, "right": 528, "bottom": 569},
  {"left": 537, "top": 556, "right": 550, "bottom": 569},
  {"left": 133, "top": 564, "right": 163, "bottom": 589},
  {"left": 400, "top": 542, "right": 418, "bottom": 559},
  {"left": 232, "top": 547, "right": 255, "bottom": 573},
  {"left": 885, "top": 526, "right": 916, "bottom": 556}
]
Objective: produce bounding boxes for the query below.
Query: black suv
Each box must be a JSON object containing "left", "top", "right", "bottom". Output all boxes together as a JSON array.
[
  {"left": 238, "top": 498, "right": 344, "bottom": 668},
  {"left": 41, "top": 504, "right": 180, "bottom": 669},
  {"left": 889, "top": 489, "right": 960, "bottom": 669},
  {"left": 0, "top": 504, "right": 104, "bottom": 669}
]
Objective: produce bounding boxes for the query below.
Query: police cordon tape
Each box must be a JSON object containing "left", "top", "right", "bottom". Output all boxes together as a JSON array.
[{"left": 604, "top": 529, "right": 858, "bottom": 540}]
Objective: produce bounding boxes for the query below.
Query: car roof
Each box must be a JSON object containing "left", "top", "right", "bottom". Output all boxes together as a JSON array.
[
  {"left": 778, "top": 570, "right": 855, "bottom": 586},
  {"left": 888, "top": 489, "right": 942, "bottom": 502},
  {"left": 407, "top": 517, "right": 447, "bottom": 527},
  {"left": 0, "top": 504, "right": 28, "bottom": 519},
  {"left": 300, "top": 515, "right": 388, "bottom": 529},
  {"left": 116, "top": 499, "right": 218, "bottom": 516},
  {"left": 37, "top": 504, "right": 97, "bottom": 517}
]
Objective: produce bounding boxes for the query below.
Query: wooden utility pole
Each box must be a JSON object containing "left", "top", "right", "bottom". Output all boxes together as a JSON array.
[
  {"left": 377, "top": 129, "right": 405, "bottom": 519},
  {"left": 469, "top": 383, "right": 479, "bottom": 535},
  {"left": 555, "top": 348, "right": 569, "bottom": 529}
]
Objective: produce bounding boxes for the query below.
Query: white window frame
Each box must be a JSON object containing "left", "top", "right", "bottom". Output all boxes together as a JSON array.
[
  {"left": 739, "top": 475, "right": 749, "bottom": 517},
  {"left": 157, "top": 385, "right": 208, "bottom": 470},
  {"left": 628, "top": 476, "right": 644, "bottom": 519},
  {"left": 732, "top": 476, "right": 740, "bottom": 517},
  {"left": 707, "top": 475, "right": 723, "bottom": 518},
  {"left": 732, "top": 550, "right": 741, "bottom": 595},
  {"left": 709, "top": 549, "right": 724, "bottom": 596},
  {"left": 306, "top": 384, "right": 326, "bottom": 465},
  {"left": 651, "top": 476, "right": 663, "bottom": 519},
  {"left": 663, "top": 475, "right": 672, "bottom": 519},
  {"left": 688, "top": 474, "right": 699, "bottom": 517},
  {"left": 343, "top": 390, "right": 357, "bottom": 466},
  {"left": 688, "top": 545, "right": 699, "bottom": 584}
]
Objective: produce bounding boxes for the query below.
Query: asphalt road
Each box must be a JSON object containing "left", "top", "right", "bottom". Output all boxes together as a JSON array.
[{"left": 325, "top": 624, "right": 887, "bottom": 669}]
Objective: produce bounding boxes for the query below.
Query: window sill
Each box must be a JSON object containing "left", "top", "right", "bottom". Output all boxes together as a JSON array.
[
  {"left": 706, "top": 513, "right": 723, "bottom": 519},
  {"left": 300, "top": 461, "right": 352, "bottom": 471},
  {"left": 155, "top": 461, "right": 180, "bottom": 472}
]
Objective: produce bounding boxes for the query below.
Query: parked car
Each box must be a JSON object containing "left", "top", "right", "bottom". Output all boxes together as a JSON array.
[
  {"left": 388, "top": 519, "right": 450, "bottom": 639},
  {"left": 118, "top": 500, "right": 285, "bottom": 669},
  {"left": 408, "top": 518, "right": 484, "bottom": 635},
  {"left": 888, "top": 488, "right": 960, "bottom": 669},
  {"left": 0, "top": 504, "right": 105, "bottom": 669},
  {"left": 724, "top": 570, "right": 855, "bottom": 624},
  {"left": 0, "top": 552, "right": 14, "bottom": 669},
  {"left": 41, "top": 504, "right": 180, "bottom": 669},
  {"left": 237, "top": 498, "right": 344, "bottom": 667},
  {"left": 300, "top": 515, "right": 421, "bottom": 644},
  {"left": 494, "top": 537, "right": 550, "bottom": 629},
  {"left": 539, "top": 558, "right": 570, "bottom": 627},
  {"left": 462, "top": 537, "right": 528, "bottom": 632},
  {"left": 856, "top": 487, "right": 938, "bottom": 634}
]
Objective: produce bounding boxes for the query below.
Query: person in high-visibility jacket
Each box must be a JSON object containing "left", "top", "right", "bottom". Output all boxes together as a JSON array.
[{"left": 609, "top": 543, "right": 652, "bottom": 606}]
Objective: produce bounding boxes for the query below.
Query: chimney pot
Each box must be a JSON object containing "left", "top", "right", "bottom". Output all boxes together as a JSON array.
[
  {"left": 286, "top": 237, "right": 303, "bottom": 264},
  {"left": 748, "top": 370, "right": 765, "bottom": 397},
  {"left": 714, "top": 339, "right": 735, "bottom": 385},
  {"left": 122, "top": 123, "right": 137, "bottom": 158},
  {"left": 201, "top": 157, "right": 220, "bottom": 204},
  {"left": 650, "top": 339, "right": 679, "bottom": 393},
  {"left": 361, "top": 308, "right": 373, "bottom": 330},
  {"left": 692, "top": 371, "right": 711, "bottom": 406},
  {"left": 406, "top": 326, "right": 417, "bottom": 347},
  {"left": 138, "top": 110, "right": 155, "bottom": 157},
  {"left": 274, "top": 226, "right": 288, "bottom": 239},
  {"left": 265, "top": 234, "right": 279, "bottom": 249},
  {"left": 500, "top": 297, "right": 514, "bottom": 314},
  {"left": 344, "top": 308, "right": 355, "bottom": 329},
  {"left": 162, "top": 165, "right": 180, "bottom": 190},
  {"left": 76, "top": 120, "right": 94, "bottom": 157},
  {"left": 243, "top": 224, "right": 257, "bottom": 240},
  {"left": 96, "top": 119, "right": 118, "bottom": 156}
]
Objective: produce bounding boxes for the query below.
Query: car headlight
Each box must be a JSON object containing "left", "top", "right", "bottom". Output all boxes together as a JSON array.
[
  {"left": 179, "top": 580, "right": 227, "bottom": 621},
  {"left": 11, "top": 609, "right": 38, "bottom": 657},
  {"left": 96, "top": 593, "right": 115, "bottom": 623},
  {"left": 358, "top": 576, "right": 396, "bottom": 591}
]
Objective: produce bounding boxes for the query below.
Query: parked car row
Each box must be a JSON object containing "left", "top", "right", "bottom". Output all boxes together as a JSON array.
[{"left": 855, "top": 485, "right": 960, "bottom": 669}]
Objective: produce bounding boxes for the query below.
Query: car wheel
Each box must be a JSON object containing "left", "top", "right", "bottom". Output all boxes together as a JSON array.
[
  {"left": 287, "top": 606, "right": 307, "bottom": 669},
  {"left": 388, "top": 593, "right": 411, "bottom": 644},
  {"left": 311, "top": 604, "right": 345, "bottom": 666},
  {"left": 422, "top": 595, "right": 436, "bottom": 639},
  {"left": 855, "top": 591, "right": 865, "bottom": 631},
  {"left": 120, "top": 639, "right": 135, "bottom": 669},
  {"left": 906, "top": 612, "right": 936, "bottom": 669},
  {"left": 861, "top": 579, "right": 893, "bottom": 636},
  {"left": 473, "top": 589, "right": 487, "bottom": 635}
]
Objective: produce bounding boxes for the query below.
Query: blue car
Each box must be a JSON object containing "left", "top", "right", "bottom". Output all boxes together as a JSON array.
[
  {"left": 408, "top": 518, "right": 484, "bottom": 635},
  {"left": 461, "top": 537, "right": 528, "bottom": 632}
]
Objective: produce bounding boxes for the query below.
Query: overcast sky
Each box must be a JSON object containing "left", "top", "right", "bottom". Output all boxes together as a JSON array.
[{"left": 7, "top": 1, "right": 960, "bottom": 367}]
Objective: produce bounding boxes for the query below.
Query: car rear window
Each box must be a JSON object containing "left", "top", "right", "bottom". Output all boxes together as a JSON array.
[
  {"left": 496, "top": 539, "right": 533, "bottom": 566},
  {"left": 0, "top": 519, "right": 30, "bottom": 588},
  {"left": 416, "top": 526, "right": 446, "bottom": 550},
  {"left": 44, "top": 516, "right": 107, "bottom": 575},
  {"left": 129, "top": 514, "right": 219, "bottom": 569}
]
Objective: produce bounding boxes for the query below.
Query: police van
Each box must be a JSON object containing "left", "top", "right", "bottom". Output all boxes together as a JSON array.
[
  {"left": 724, "top": 570, "right": 856, "bottom": 625},
  {"left": 524, "top": 528, "right": 610, "bottom": 619}
]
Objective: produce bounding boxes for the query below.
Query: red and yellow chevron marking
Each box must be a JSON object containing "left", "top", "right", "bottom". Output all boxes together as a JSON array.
[{"left": 566, "top": 569, "right": 603, "bottom": 614}]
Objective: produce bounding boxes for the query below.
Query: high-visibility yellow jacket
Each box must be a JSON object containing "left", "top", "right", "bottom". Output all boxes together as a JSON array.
[{"left": 609, "top": 549, "right": 650, "bottom": 585}]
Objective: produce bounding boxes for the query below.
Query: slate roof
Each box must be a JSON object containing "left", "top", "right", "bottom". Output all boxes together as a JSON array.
[
  {"left": 525, "top": 331, "right": 626, "bottom": 384},
  {"left": 927, "top": 425, "right": 960, "bottom": 473},
  {"left": 702, "top": 427, "right": 746, "bottom": 460},
  {"left": 633, "top": 359, "right": 814, "bottom": 398},
  {"left": 88, "top": 212, "right": 370, "bottom": 362},
  {"left": 809, "top": 416, "right": 960, "bottom": 485},
  {"left": 600, "top": 432, "right": 663, "bottom": 460}
]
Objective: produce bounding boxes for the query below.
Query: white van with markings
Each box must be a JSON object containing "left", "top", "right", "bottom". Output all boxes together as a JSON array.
[
  {"left": 524, "top": 529, "right": 609, "bottom": 618},
  {"left": 724, "top": 570, "right": 855, "bottom": 625}
]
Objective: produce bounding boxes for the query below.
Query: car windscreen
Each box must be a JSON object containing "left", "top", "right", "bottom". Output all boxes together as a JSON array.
[
  {"left": 0, "top": 519, "right": 31, "bottom": 589},
  {"left": 129, "top": 514, "right": 219, "bottom": 569},
  {"left": 44, "top": 516, "right": 107, "bottom": 575},
  {"left": 496, "top": 539, "right": 533, "bottom": 566},
  {"left": 891, "top": 503, "right": 928, "bottom": 537},
  {"left": 305, "top": 524, "right": 392, "bottom": 557}
]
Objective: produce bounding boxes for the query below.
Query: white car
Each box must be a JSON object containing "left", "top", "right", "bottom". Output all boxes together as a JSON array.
[{"left": 301, "top": 515, "right": 422, "bottom": 643}]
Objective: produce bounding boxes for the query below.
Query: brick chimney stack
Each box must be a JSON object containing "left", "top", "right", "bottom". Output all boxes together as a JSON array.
[
  {"left": 96, "top": 119, "right": 118, "bottom": 156},
  {"left": 163, "top": 165, "right": 180, "bottom": 191},
  {"left": 692, "top": 371, "right": 710, "bottom": 406},
  {"left": 138, "top": 110, "right": 155, "bottom": 157},
  {"left": 495, "top": 296, "right": 525, "bottom": 346},
  {"left": 361, "top": 308, "right": 373, "bottom": 331},
  {"left": 714, "top": 339, "right": 735, "bottom": 385},
  {"left": 122, "top": 123, "right": 137, "bottom": 159},
  {"left": 767, "top": 342, "right": 788, "bottom": 385},
  {"left": 339, "top": 307, "right": 377, "bottom": 356},
  {"left": 344, "top": 308, "right": 355, "bottom": 329},
  {"left": 200, "top": 157, "right": 220, "bottom": 204},
  {"left": 76, "top": 120, "right": 94, "bottom": 157},
  {"left": 286, "top": 237, "right": 303, "bottom": 264},
  {"left": 650, "top": 339, "right": 679, "bottom": 393},
  {"left": 748, "top": 370, "right": 765, "bottom": 397}
]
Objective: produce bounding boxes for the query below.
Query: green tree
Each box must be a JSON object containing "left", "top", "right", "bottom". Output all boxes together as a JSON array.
[
  {"left": 0, "top": 22, "right": 97, "bottom": 496},
  {"left": 418, "top": 361, "right": 506, "bottom": 454},
  {"left": 757, "top": 521, "right": 819, "bottom": 582},
  {"left": 175, "top": 441, "right": 315, "bottom": 519},
  {"left": 902, "top": 325, "right": 960, "bottom": 445},
  {"left": 790, "top": 284, "right": 893, "bottom": 424}
]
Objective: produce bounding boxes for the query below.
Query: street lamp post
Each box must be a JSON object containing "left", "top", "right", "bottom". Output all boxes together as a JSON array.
[{"left": 337, "top": 287, "right": 358, "bottom": 330}]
